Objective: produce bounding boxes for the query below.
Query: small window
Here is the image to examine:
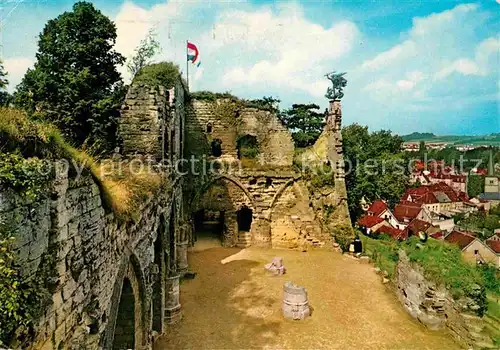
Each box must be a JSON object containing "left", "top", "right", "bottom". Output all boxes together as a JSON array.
[
  {"left": 249, "top": 178, "right": 257, "bottom": 185},
  {"left": 206, "top": 123, "right": 212, "bottom": 133},
  {"left": 474, "top": 250, "right": 478, "bottom": 255},
  {"left": 265, "top": 177, "right": 273, "bottom": 187}
]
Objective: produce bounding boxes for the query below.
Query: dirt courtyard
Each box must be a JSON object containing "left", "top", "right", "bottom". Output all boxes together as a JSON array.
[{"left": 155, "top": 241, "right": 460, "bottom": 349}]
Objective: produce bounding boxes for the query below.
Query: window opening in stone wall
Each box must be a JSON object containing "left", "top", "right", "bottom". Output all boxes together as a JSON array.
[
  {"left": 237, "top": 206, "right": 253, "bottom": 232},
  {"left": 211, "top": 139, "right": 223, "bottom": 157},
  {"left": 265, "top": 177, "right": 273, "bottom": 188},
  {"left": 249, "top": 178, "right": 257, "bottom": 185},
  {"left": 170, "top": 128, "right": 175, "bottom": 162},
  {"left": 206, "top": 123, "right": 212, "bottom": 133},
  {"left": 113, "top": 278, "right": 135, "bottom": 349}
]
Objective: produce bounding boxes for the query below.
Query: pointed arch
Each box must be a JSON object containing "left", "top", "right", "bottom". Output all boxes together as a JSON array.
[
  {"left": 192, "top": 174, "right": 256, "bottom": 210},
  {"left": 102, "top": 251, "right": 148, "bottom": 349},
  {"left": 266, "top": 179, "right": 295, "bottom": 220}
]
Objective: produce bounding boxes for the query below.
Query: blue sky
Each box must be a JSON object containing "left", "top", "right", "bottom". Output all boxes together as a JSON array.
[{"left": 1, "top": 0, "right": 499, "bottom": 135}]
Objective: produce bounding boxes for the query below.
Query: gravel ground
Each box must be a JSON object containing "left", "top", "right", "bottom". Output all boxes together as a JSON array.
[{"left": 155, "top": 241, "right": 460, "bottom": 350}]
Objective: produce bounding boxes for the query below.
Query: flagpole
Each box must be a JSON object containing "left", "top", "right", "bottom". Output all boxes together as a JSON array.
[{"left": 186, "top": 40, "right": 189, "bottom": 91}]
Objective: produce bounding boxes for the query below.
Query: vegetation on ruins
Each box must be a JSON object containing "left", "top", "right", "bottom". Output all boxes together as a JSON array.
[
  {"left": 325, "top": 71, "right": 347, "bottom": 101},
  {"left": 0, "top": 108, "right": 163, "bottom": 221},
  {"left": 189, "top": 91, "right": 281, "bottom": 113},
  {"left": 342, "top": 124, "right": 407, "bottom": 220},
  {"left": 279, "top": 104, "right": 325, "bottom": 148},
  {"left": 0, "top": 219, "right": 53, "bottom": 347},
  {"left": 127, "top": 29, "right": 162, "bottom": 78},
  {"left": 14, "top": 1, "right": 125, "bottom": 153},
  {"left": 0, "top": 153, "right": 51, "bottom": 201},
  {"left": 360, "top": 234, "right": 490, "bottom": 307},
  {"left": 133, "top": 62, "right": 181, "bottom": 89}
]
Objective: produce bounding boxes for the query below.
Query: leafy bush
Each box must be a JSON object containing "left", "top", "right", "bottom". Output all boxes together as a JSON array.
[
  {"left": 0, "top": 153, "right": 51, "bottom": 200},
  {"left": 479, "top": 264, "right": 500, "bottom": 295},
  {"left": 133, "top": 62, "right": 181, "bottom": 89},
  {"left": 189, "top": 90, "right": 239, "bottom": 102},
  {"left": 305, "top": 163, "right": 335, "bottom": 189}
]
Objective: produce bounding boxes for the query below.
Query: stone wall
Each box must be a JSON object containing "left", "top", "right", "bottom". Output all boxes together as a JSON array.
[
  {"left": 184, "top": 97, "right": 352, "bottom": 250},
  {"left": 185, "top": 99, "right": 294, "bottom": 167},
  {"left": 395, "top": 251, "right": 494, "bottom": 348},
  {"left": 119, "top": 77, "right": 187, "bottom": 162}
]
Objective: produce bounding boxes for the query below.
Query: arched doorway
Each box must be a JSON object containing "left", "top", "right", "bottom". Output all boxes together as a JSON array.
[
  {"left": 193, "top": 208, "right": 225, "bottom": 245},
  {"left": 113, "top": 278, "right": 135, "bottom": 349},
  {"left": 237, "top": 206, "right": 253, "bottom": 232},
  {"left": 105, "top": 255, "right": 147, "bottom": 350}
]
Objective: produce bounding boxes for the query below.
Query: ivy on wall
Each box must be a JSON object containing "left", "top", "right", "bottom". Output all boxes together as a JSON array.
[
  {"left": 0, "top": 152, "right": 52, "bottom": 201},
  {"left": 0, "top": 220, "right": 52, "bottom": 347}
]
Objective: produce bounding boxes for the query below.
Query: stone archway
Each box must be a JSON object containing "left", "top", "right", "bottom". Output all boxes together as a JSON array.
[
  {"left": 104, "top": 254, "right": 148, "bottom": 350},
  {"left": 192, "top": 175, "right": 256, "bottom": 247}
]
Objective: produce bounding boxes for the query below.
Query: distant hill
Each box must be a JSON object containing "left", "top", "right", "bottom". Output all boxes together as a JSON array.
[
  {"left": 401, "top": 132, "right": 500, "bottom": 146},
  {"left": 402, "top": 132, "right": 436, "bottom": 141}
]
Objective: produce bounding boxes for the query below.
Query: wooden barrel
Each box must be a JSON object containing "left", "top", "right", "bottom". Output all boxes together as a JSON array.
[{"left": 282, "top": 282, "right": 310, "bottom": 320}]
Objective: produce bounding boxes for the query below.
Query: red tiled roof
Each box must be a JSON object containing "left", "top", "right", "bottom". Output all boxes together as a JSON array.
[
  {"left": 401, "top": 182, "right": 461, "bottom": 205},
  {"left": 393, "top": 201, "right": 422, "bottom": 222},
  {"left": 486, "top": 240, "right": 500, "bottom": 254},
  {"left": 444, "top": 231, "right": 476, "bottom": 250},
  {"left": 430, "top": 231, "right": 444, "bottom": 239},
  {"left": 357, "top": 215, "right": 385, "bottom": 228},
  {"left": 377, "top": 225, "right": 406, "bottom": 240},
  {"left": 367, "top": 200, "right": 388, "bottom": 217}
]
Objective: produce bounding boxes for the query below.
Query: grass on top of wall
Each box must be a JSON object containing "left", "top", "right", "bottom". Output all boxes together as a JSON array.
[
  {"left": 360, "top": 234, "right": 486, "bottom": 300},
  {"left": 402, "top": 237, "right": 484, "bottom": 300},
  {"left": 0, "top": 107, "right": 163, "bottom": 222}
]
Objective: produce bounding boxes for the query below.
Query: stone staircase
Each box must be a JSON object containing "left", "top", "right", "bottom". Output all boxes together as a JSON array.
[{"left": 236, "top": 231, "right": 252, "bottom": 248}]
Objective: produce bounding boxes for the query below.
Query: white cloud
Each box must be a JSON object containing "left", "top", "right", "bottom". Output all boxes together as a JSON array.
[
  {"left": 434, "top": 58, "right": 482, "bottom": 80},
  {"left": 114, "top": 1, "right": 182, "bottom": 82},
  {"left": 355, "top": 2, "right": 495, "bottom": 119},
  {"left": 3, "top": 57, "right": 34, "bottom": 92},
  {"left": 361, "top": 40, "right": 417, "bottom": 71},
  {"left": 216, "top": 5, "right": 359, "bottom": 96}
]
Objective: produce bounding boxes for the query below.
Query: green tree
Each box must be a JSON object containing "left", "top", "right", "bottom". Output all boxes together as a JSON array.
[
  {"left": 418, "top": 140, "right": 426, "bottom": 159},
  {"left": 484, "top": 214, "right": 500, "bottom": 232},
  {"left": 127, "top": 28, "right": 161, "bottom": 78},
  {"left": 14, "top": 1, "right": 125, "bottom": 150},
  {"left": 279, "top": 103, "right": 325, "bottom": 148},
  {"left": 468, "top": 173, "right": 484, "bottom": 198},
  {"left": 0, "top": 60, "right": 8, "bottom": 89},
  {"left": 0, "top": 61, "right": 11, "bottom": 107},
  {"left": 342, "top": 123, "right": 407, "bottom": 220}
]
